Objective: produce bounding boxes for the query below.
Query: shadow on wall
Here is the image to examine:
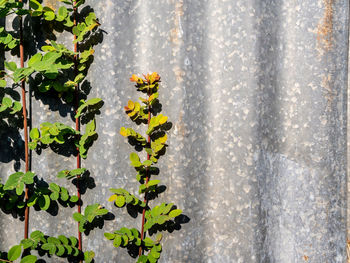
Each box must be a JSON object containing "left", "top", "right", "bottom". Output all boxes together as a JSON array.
[
  {"left": 252, "top": 0, "right": 283, "bottom": 262},
  {"left": 0, "top": 16, "right": 24, "bottom": 168},
  {"left": 0, "top": 2, "right": 106, "bottom": 249}
]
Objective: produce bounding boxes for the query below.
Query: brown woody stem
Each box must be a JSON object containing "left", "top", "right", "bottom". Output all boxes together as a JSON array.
[
  {"left": 139, "top": 88, "right": 152, "bottom": 256},
  {"left": 73, "top": 1, "right": 83, "bottom": 259},
  {"left": 19, "top": 0, "right": 30, "bottom": 240}
]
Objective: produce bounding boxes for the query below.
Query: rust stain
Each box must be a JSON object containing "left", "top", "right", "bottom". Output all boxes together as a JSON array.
[
  {"left": 316, "top": 0, "right": 334, "bottom": 53},
  {"left": 173, "top": 65, "right": 185, "bottom": 82},
  {"left": 44, "top": 0, "right": 58, "bottom": 10},
  {"left": 347, "top": 239, "right": 350, "bottom": 263},
  {"left": 303, "top": 255, "right": 309, "bottom": 261},
  {"left": 321, "top": 74, "right": 336, "bottom": 109},
  {"left": 170, "top": 0, "right": 184, "bottom": 44},
  {"left": 176, "top": 110, "right": 186, "bottom": 137}
]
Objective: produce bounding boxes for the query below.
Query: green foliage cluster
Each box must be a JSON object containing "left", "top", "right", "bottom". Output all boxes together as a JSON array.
[
  {"left": 0, "top": 0, "right": 105, "bottom": 262},
  {"left": 0, "top": 1, "right": 185, "bottom": 262},
  {"left": 28, "top": 119, "right": 98, "bottom": 159},
  {"left": 73, "top": 204, "right": 108, "bottom": 232},
  {"left": 6, "top": 230, "right": 94, "bottom": 263},
  {"left": 105, "top": 73, "right": 183, "bottom": 263}
]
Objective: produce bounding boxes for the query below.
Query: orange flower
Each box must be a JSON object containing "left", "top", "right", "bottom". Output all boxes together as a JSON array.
[
  {"left": 142, "top": 72, "right": 160, "bottom": 84},
  {"left": 130, "top": 74, "right": 144, "bottom": 85},
  {"left": 149, "top": 72, "right": 160, "bottom": 84},
  {"left": 130, "top": 74, "right": 139, "bottom": 82},
  {"left": 143, "top": 73, "right": 149, "bottom": 83}
]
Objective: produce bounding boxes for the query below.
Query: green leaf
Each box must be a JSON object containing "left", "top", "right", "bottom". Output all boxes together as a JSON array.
[
  {"left": 85, "top": 119, "right": 96, "bottom": 133},
  {"left": 104, "top": 232, "right": 115, "bottom": 240},
  {"left": 74, "top": 73, "right": 85, "bottom": 83},
  {"left": 113, "top": 235, "right": 121, "bottom": 248},
  {"left": 73, "top": 212, "right": 84, "bottom": 222},
  {"left": 139, "top": 184, "right": 146, "bottom": 194},
  {"left": 8, "top": 245, "right": 22, "bottom": 261},
  {"left": 0, "top": 79, "right": 6, "bottom": 87},
  {"left": 4, "top": 172, "right": 24, "bottom": 190},
  {"left": 84, "top": 251, "right": 95, "bottom": 263},
  {"left": 30, "top": 230, "right": 44, "bottom": 241},
  {"left": 130, "top": 152, "right": 142, "bottom": 167},
  {"left": 75, "top": 104, "right": 87, "bottom": 118},
  {"left": 70, "top": 195, "right": 79, "bottom": 202},
  {"left": 23, "top": 171, "right": 35, "bottom": 184},
  {"left": 143, "top": 237, "right": 154, "bottom": 247},
  {"left": 58, "top": 235, "right": 69, "bottom": 245},
  {"left": 75, "top": 0, "right": 85, "bottom": 7},
  {"left": 2, "top": 97, "right": 12, "bottom": 108},
  {"left": 56, "top": 244, "right": 65, "bottom": 256},
  {"left": 143, "top": 160, "right": 152, "bottom": 166},
  {"left": 41, "top": 243, "right": 56, "bottom": 255},
  {"left": 70, "top": 168, "right": 86, "bottom": 176},
  {"left": 10, "top": 101, "right": 22, "bottom": 113},
  {"left": 72, "top": 247, "right": 80, "bottom": 257},
  {"left": 115, "top": 195, "right": 125, "bottom": 207},
  {"left": 72, "top": 26, "right": 80, "bottom": 36},
  {"left": 65, "top": 245, "right": 73, "bottom": 254},
  {"left": 57, "top": 6, "right": 68, "bottom": 20},
  {"left": 5, "top": 61, "right": 17, "bottom": 71},
  {"left": 137, "top": 255, "right": 148, "bottom": 263},
  {"left": 77, "top": 63, "right": 86, "bottom": 71},
  {"left": 163, "top": 203, "right": 173, "bottom": 214},
  {"left": 3, "top": 33, "right": 12, "bottom": 44},
  {"left": 169, "top": 209, "right": 182, "bottom": 218},
  {"left": 30, "top": 128, "right": 40, "bottom": 140},
  {"left": 125, "top": 194, "right": 133, "bottom": 203},
  {"left": 21, "top": 239, "right": 34, "bottom": 249},
  {"left": 41, "top": 45, "right": 56, "bottom": 52},
  {"left": 69, "top": 236, "right": 78, "bottom": 247},
  {"left": 60, "top": 188, "right": 69, "bottom": 201},
  {"left": 38, "top": 195, "right": 51, "bottom": 210},
  {"left": 44, "top": 11, "right": 55, "bottom": 21},
  {"left": 27, "top": 191, "right": 37, "bottom": 203},
  {"left": 16, "top": 182, "right": 24, "bottom": 195},
  {"left": 86, "top": 97, "right": 102, "bottom": 105},
  {"left": 49, "top": 182, "right": 60, "bottom": 192},
  {"left": 147, "top": 180, "right": 160, "bottom": 187},
  {"left": 20, "top": 255, "right": 37, "bottom": 263},
  {"left": 29, "top": 0, "right": 42, "bottom": 11},
  {"left": 64, "top": 16, "right": 74, "bottom": 27},
  {"left": 8, "top": 39, "right": 18, "bottom": 49},
  {"left": 85, "top": 12, "right": 96, "bottom": 25},
  {"left": 28, "top": 53, "right": 42, "bottom": 67}
]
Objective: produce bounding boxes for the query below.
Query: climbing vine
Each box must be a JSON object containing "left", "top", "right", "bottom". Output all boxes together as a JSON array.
[
  {"left": 0, "top": 0, "right": 105, "bottom": 262},
  {"left": 104, "top": 73, "right": 183, "bottom": 263}
]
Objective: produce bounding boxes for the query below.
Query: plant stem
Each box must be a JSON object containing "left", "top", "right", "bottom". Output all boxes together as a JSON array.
[
  {"left": 73, "top": 1, "right": 83, "bottom": 258},
  {"left": 139, "top": 89, "right": 152, "bottom": 256},
  {"left": 19, "top": 0, "right": 30, "bottom": 240},
  {"left": 0, "top": 259, "right": 13, "bottom": 263}
]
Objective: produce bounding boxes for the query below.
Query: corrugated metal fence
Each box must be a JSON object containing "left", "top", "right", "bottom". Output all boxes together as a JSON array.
[{"left": 1, "top": 0, "right": 349, "bottom": 262}]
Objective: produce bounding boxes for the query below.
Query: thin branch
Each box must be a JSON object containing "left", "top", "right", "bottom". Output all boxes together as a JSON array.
[
  {"left": 73, "top": 0, "right": 83, "bottom": 259},
  {"left": 18, "top": 0, "right": 30, "bottom": 240},
  {"left": 139, "top": 87, "right": 152, "bottom": 256}
]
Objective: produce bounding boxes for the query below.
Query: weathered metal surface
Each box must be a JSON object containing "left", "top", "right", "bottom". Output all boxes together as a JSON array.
[{"left": 0, "top": 0, "right": 349, "bottom": 262}]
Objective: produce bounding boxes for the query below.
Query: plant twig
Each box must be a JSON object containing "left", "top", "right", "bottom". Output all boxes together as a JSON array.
[
  {"left": 73, "top": 0, "right": 83, "bottom": 258},
  {"left": 139, "top": 88, "right": 152, "bottom": 256},
  {"left": 18, "top": 0, "right": 30, "bottom": 240}
]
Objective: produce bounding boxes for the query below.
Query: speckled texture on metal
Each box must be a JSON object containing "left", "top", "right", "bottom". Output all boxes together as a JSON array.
[{"left": 0, "top": 0, "right": 349, "bottom": 262}]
